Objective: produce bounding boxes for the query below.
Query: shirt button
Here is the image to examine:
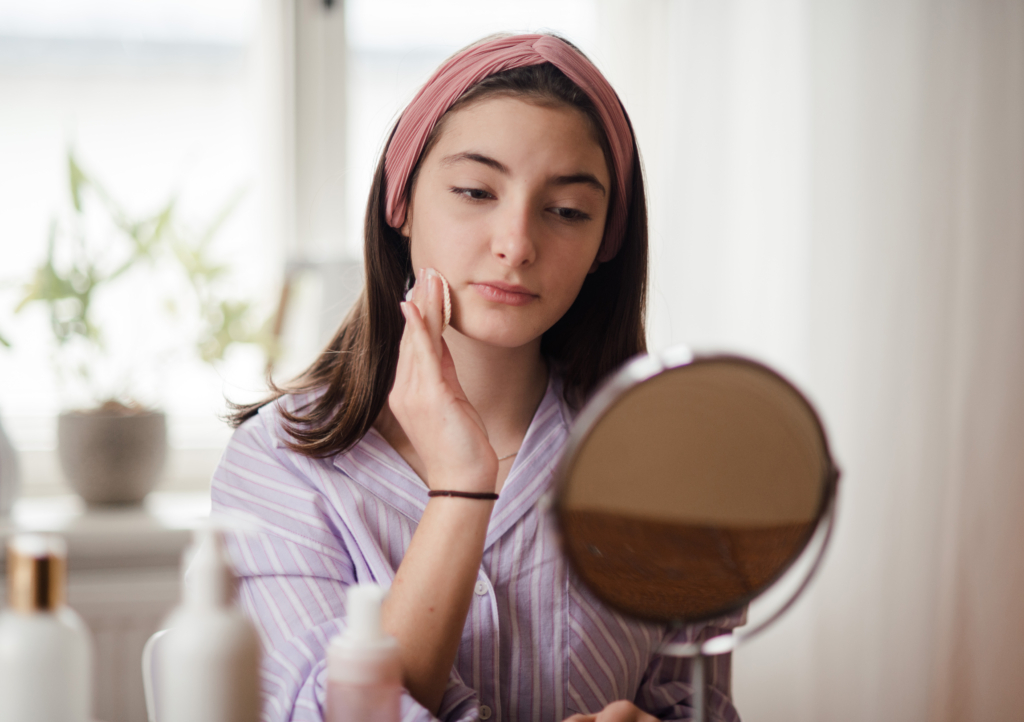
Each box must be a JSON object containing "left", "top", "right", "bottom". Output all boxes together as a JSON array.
[
  {"left": 479, "top": 704, "right": 492, "bottom": 720},
  {"left": 474, "top": 580, "right": 488, "bottom": 596}
]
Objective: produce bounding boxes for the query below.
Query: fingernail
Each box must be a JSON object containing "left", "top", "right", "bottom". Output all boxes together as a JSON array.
[
  {"left": 425, "top": 267, "right": 439, "bottom": 279},
  {"left": 404, "top": 287, "right": 414, "bottom": 302}
]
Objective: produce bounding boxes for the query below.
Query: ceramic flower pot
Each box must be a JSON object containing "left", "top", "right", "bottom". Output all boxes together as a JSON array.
[{"left": 57, "top": 405, "right": 167, "bottom": 505}]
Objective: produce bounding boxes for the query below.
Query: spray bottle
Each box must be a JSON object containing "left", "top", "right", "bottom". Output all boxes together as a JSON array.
[
  {"left": 158, "top": 527, "right": 261, "bottom": 722},
  {"left": 0, "top": 533, "right": 92, "bottom": 722},
  {"left": 326, "top": 583, "right": 402, "bottom": 722}
]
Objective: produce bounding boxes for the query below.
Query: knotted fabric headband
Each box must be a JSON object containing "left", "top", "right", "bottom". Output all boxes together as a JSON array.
[{"left": 384, "top": 34, "right": 634, "bottom": 263}]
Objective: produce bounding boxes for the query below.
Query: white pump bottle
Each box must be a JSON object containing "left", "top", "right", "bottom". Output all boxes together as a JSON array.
[
  {"left": 158, "top": 527, "right": 261, "bottom": 722},
  {"left": 326, "top": 583, "right": 402, "bottom": 722}
]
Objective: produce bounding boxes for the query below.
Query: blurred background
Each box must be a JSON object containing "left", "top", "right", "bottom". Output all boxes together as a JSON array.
[{"left": 0, "top": 0, "right": 1021, "bottom": 721}]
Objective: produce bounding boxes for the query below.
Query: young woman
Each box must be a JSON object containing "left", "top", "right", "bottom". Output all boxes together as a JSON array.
[{"left": 214, "top": 34, "right": 740, "bottom": 722}]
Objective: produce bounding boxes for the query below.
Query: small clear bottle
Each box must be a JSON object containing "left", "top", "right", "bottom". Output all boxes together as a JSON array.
[
  {"left": 326, "top": 583, "right": 402, "bottom": 722},
  {"left": 0, "top": 534, "right": 92, "bottom": 722}
]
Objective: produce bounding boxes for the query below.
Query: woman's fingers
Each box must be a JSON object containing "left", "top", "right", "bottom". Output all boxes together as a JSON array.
[
  {"left": 400, "top": 301, "right": 444, "bottom": 383},
  {"left": 409, "top": 268, "right": 445, "bottom": 357},
  {"left": 560, "top": 702, "right": 658, "bottom": 722},
  {"left": 597, "top": 701, "right": 658, "bottom": 722},
  {"left": 393, "top": 273, "right": 497, "bottom": 490}
]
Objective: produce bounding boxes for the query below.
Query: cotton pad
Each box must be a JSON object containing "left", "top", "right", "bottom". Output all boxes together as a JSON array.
[
  {"left": 438, "top": 272, "right": 451, "bottom": 332},
  {"left": 404, "top": 271, "right": 451, "bottom": 333}
]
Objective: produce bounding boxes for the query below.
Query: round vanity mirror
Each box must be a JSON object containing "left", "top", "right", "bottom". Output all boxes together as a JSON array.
[{"left": 555, "top": 350, "right": 838, "bottom": 624}]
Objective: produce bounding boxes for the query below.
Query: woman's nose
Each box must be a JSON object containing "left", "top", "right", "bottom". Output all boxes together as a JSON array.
[{"left": 491, "top": 200, "right": 537, "bottom": 267}]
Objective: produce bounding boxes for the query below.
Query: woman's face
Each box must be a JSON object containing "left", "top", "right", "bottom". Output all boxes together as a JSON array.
[{"left": 402, "top": 95, "right": 611, "bottom": 349}]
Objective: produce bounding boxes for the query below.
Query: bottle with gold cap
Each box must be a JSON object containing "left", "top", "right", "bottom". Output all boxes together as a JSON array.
[{"left": 0, "top": 533, "right": 93, "bottom": 722}]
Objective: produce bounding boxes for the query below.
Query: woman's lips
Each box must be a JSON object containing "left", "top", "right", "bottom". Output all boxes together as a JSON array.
[{"left": 471, "top": 281, "right": 537, "bottom": 306}]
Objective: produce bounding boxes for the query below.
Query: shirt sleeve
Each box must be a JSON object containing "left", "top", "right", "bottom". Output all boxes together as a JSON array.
[
  {"left": 211, "top": 410, "right": 482, "bottom": 722},
  {"left": 633, "top": 617, "right": 744, "bottom": 722}
]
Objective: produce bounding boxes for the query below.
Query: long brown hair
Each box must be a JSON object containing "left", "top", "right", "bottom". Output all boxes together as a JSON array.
[{"left": 229, "top": 59, "right": 649, "bottom": 458}]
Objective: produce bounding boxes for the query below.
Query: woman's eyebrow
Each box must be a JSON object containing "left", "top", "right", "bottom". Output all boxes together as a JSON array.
[
  {"left": 440, "top": 151, "right": 606, "bottom": 195},
  {"left": 441, "top": 152, "right": 509, "bottom": 174},
  {"left": 551, "top": 173, "right": 606, "bottom": 196}
]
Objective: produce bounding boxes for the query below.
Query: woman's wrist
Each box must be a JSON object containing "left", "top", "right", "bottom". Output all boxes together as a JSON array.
[{"left": 425, "top": 467, "right": 497, "bottom": 495}]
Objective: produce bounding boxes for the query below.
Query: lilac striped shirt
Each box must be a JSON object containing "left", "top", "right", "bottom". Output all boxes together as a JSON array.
[{"left": 211, "top": 376, "right": 741, "bottom": 722}]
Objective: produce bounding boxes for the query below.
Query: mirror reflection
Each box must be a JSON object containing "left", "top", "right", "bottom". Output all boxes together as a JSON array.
[{"left": 557, "top": 356, "right": 833, "bottom": 622}]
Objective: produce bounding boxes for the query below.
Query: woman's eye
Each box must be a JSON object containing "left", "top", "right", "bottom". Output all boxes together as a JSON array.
[
  {"left": 551, "top": 207, "right": 591, "bottom": 222},
  {"left": 452, "top": 187, "right": 493, "bottom": 201}
]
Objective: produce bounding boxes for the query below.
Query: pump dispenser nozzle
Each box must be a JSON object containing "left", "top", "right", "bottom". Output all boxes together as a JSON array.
[
  {"left": 344, "top": 584, "right": 387, "bottom": 644},
  {"left": 183, "top": 527, "right": 235, "bottom": 608}
]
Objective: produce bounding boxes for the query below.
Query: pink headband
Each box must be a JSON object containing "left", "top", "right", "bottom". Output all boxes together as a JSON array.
[{"left": 384, "top": 34, "right": 634, "bottom": 263}]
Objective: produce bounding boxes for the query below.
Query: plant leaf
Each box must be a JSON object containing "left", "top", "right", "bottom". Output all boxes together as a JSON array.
[{"left": 68, "top": 152, "right": 88, "bottom": 213}]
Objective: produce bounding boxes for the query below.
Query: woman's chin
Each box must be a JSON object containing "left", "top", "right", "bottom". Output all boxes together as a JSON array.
[{"left": 447, "top": 318, "right": 545, "bottom": 351}]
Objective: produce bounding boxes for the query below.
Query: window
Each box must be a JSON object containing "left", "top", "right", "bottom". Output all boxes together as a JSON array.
[
  {"left": 0, "top": 0, "right": 597, "bottom": 496},
  {"left": 0, "top": 0, "right": 269, "bottom": 493}
]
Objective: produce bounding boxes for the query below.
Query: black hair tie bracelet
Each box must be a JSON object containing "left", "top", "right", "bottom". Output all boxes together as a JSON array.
[{"left": 427, "top": 490, "right": 499, "bottom": 500}]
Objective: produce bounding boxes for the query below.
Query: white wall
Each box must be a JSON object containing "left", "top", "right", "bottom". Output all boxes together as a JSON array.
[{"left": 595, "top": 1, "right": 1024, "bottom": 720}]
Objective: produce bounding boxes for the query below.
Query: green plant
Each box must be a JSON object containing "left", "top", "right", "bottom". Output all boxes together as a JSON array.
[{"left": 11, "top": 150, "right": 274, "bottom": 406}]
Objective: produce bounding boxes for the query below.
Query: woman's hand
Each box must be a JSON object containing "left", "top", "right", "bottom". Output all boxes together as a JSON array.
[
  {"left": 563, "top": 700, "right": 660, "bottom": 722},
  {"left": 381, "top": 268, "right": 503, "bottom": 713},
  {"left": 390, "top": 268, "right": 498, "bottom": 492}
]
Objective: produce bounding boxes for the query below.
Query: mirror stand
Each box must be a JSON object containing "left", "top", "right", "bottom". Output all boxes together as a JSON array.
[{"left": 555, "top": 349, "right": 842, "bottom": 722}]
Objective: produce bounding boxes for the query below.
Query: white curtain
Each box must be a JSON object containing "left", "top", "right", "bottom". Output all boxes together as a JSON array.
[{"left": 594, "top": 1, "right": 1024, "bottom": 720}]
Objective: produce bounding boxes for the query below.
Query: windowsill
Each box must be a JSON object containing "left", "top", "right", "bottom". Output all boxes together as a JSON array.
[
  {"left": 0, "top": 490, "right": 210, "bottom": 571},
  {"left": 13, "top": 447, "right": 223, "bottom": 498}
]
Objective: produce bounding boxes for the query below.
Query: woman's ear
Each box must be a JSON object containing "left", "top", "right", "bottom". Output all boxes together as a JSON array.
[{"left": 399, "top": 207, "right": 413, "bottom": 240}]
